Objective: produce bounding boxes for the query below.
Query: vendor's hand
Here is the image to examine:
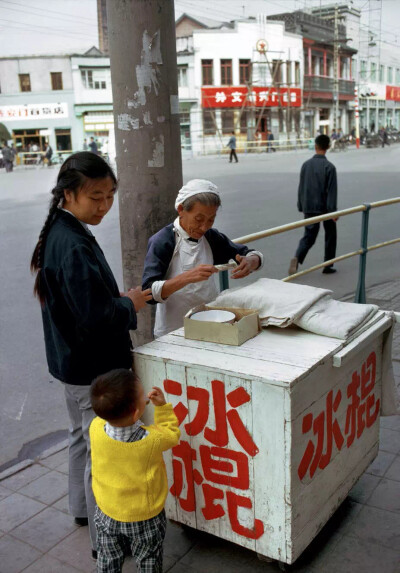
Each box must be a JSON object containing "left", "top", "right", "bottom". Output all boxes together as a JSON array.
[
  {"left": 184, "top": 264, "right": 218, "bottom": 285},
  {"left": 231, "top": 254, "right": 260, "bottom": 279},
  {"left": 127, "top": 287, "right": 152, "bottom": 311},
  {"left": 148, "top": 386, "right": 166, "bottom": 406}
]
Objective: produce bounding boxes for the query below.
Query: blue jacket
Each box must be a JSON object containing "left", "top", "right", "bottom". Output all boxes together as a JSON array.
[
  {"left": 142, "top": 224, "right": 253, "bottom": 303},
  {"left": 297, "top": 154, "right": 337, "bottom": 214},
  {"left": 41, "top": 210, "right": 137, "bottom": 385}
]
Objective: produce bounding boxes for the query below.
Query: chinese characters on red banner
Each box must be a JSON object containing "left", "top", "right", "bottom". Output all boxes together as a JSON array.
[
  {"left": 202, "top": 86, "right": 302, "bottom": 108},
  {"left": 164, "top": 378, "right": 264, "bottom": 540},
  {"left": 386, "top": 85, "right": 400, "bottom": 102},
  {"left": 297, "top": 351, "right": 380, "bottom": 481}
]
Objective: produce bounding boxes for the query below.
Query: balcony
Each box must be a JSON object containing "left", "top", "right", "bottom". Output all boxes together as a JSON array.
[{"left": 304, "top": 76, "right": 355, "bottom": 96}]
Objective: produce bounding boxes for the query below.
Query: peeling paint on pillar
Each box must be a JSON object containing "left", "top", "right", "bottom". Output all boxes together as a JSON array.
[{"left": 148, "top": 134, "right": 164, "bottom": 167}]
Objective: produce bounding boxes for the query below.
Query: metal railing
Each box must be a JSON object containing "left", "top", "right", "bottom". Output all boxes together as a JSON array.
[{"left": 219, "top": 197, "right": 400, "bottom": 304}]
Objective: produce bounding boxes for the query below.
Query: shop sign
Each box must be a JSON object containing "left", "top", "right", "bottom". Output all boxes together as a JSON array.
[
  {"left": 386, "top": 85, "right": 400, "bottom": 102},
  {"left": 202, "top": 87, "right": 301, "bottom": 108},
  {"left": 0, "top": 102, "right": 68, "bottom": 121}
]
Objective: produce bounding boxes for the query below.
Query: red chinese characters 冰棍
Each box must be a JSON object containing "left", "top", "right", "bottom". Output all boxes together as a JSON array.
[
  {"left": 163, "top": 378, "right": 264, "bottom": 540},
  {"left": 297, "top": 351, "right": 380, "bottom": 482}
]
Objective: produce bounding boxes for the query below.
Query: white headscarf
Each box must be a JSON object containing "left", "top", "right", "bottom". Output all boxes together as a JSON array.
[{"left": 175, "top": 179, "right": 220, "bottom": 210}]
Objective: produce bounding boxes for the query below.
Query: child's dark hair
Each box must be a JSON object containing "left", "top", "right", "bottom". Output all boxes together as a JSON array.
[
  {"left": 30, "top": 151, "right": 117, "bottom": 304},
  {"left": 315, "top": 134, "right": 330, "bottom": 150},
  {"left": 91, "top": 369, "right": 141, "bottom": 421}
]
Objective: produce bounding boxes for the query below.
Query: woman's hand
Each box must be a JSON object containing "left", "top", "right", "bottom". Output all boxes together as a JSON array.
[
  {"left": 148, "top": 386, "right": 166, "bottom": 406},
  {"left": 126, "top": 287, "right": 152, "bottom": 311},
  {"left": 231, "top": 254, "right": 260, "bottom": 279}
]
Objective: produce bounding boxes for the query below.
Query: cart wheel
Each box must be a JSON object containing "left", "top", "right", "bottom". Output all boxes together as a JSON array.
[
  {"left": 256, "top": 553, "right": 274, "bottom": 563},
  {"left": 278, "top": 561, "right": 293, "bottom": 571}
]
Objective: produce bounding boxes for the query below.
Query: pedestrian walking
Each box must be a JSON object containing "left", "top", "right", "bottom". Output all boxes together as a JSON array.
[
  {"left": 379, "top": 126, "right": 389, "bottom": 148},
  {"left": 1, "top": 141, "right": 14, "bottom": 172},
  {"left": 83, "top": 138, "right": 88, "bottom": 151},
  {"left": 227, "top": 131, "right": 238, "bottom": 163},
  {"left": 90, "top": 369, "right": 180, "bottom": 573},
  {"left": 266, "top": 130, "right": 276, "bottom": 152},
  {"left": 30, "top": 152, "right": 152, "bottom": 559},
  {"left": 88, "top": 137, "right": 98, "bottom": 154},
  {"left": 288, "top": 134, "right": 338, "bottom": 276},
  {"left": 142, "top": 179, "right": 263, "bottom": 338}
]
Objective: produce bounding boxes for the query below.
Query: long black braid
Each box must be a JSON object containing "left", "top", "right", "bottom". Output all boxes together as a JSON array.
[{"left": 30, "top": 151, "right": 117, "bottom": 304}]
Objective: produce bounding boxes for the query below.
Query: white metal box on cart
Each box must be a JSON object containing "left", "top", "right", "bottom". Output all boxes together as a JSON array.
[{"left": 134, "top": 311, "right": 392, "bottom": 565}]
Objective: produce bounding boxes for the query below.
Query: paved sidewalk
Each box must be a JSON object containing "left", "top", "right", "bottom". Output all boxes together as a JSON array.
[{"left": 1, "top": 280, "right": 399, "bottom": 573}]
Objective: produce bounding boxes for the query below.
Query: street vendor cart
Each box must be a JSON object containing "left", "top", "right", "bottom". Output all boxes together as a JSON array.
[{"left": 134, "top": 309, "right": 394, "bottom": 565}]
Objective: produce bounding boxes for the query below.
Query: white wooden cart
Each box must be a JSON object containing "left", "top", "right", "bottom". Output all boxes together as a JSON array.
[{"left": 134, "top": 310, "right": 392, "bottom": 565}]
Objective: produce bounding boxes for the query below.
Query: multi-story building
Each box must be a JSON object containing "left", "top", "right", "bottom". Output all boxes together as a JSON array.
[
  {"left": 311, "top": 3, "right": 400, "bottom": 131},
  {"left": 0, "top": 48, "right": 114, "bottom": 157},
  {"left": 0, "top": 54, "right": 78, "bottom": 153},
  {"left": 176, "top": 13, "right": 304, "bottom": 154},
  {"left": 269, "top": 9, "right": 357, "bottom": 136}
]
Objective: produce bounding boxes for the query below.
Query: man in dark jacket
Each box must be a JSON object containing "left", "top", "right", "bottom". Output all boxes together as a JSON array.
[{"left": 289, "top": 134, "right": 338, "bottom": 275}]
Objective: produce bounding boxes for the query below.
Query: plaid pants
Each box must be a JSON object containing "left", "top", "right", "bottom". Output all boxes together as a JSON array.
[{"left": 94, "top": 506, "right": 166, "bottom": 573}]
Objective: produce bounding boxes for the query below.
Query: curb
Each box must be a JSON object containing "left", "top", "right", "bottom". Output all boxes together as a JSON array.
[{"left": 0, "top": 439, "right": 69, "bottom": 482}]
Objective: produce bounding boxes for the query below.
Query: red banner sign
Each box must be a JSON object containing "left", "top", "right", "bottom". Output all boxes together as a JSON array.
[
  {"left": 202, "top": 86, "right": 302, "bottom": 108},
  {"left": 386, "top": 85, "right": 400, "bottom": 102}
]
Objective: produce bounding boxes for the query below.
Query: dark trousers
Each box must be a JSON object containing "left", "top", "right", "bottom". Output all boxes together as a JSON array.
[
  {"left": 295, "top": 214, "right": 337, "bottom": 266},
  {"left": 229, "top": 149, "right": 238, "bottom": 162}
]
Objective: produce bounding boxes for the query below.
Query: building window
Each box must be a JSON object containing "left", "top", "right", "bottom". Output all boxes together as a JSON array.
[
  {"left": 396, "top": 68, "right": 400, "bottom": 85},
  {"left": 379, "top": 64, "right": 385, "bottom": 83},
  {"left": 202, "top": 110, "right": 216, "bottom": 135},
  {"left": 178, "top": 65, "right": 188, "bottom": 87},
  {"left": 50, "top": 72, "right": 63, "bottom": 91},
  {"left": 221, "top": 59, "right": 232, "bottom": 86},
  {"left": 81, "top": 69, "right": 108, "bottom": 89},
  {"left": 388, "top": 66, "right": 393, "bottom": 83},
  {"left": 19, "top": 74, "right": 31, "bottom": 92},
  {"left": 295, "top": 62, "right": 300, "bottom": 85},
  {"left": 55, "top": 129, "right": 72, "bottom": 151},
  {"left": 370, "top": 62, "right": 376, "bottom": 82},
  {"left": 360, "top": 60, "right": 367, "bottom": 80},
  {"left": 201, "top": 60, "right": 213, "bottom": 85},
  {"left": 318, "top": 57, "right": 324, "bottom": 76},
  {"left": 239, "top": 59, "right": 251, "bottom": 84},
  {"left": 222, "top": 110, "right": 234, "bottom": 134},
  {"left": 286, "top": 61, "right": 292, "bottom": 84}
]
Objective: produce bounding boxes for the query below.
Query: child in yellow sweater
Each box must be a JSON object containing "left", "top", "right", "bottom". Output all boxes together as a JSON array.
[{"left": 89, "top": 368, "right": 180, "bottom": 573}]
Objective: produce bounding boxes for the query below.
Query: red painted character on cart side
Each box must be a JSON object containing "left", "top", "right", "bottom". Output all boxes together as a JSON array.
[
  {"left": 297, "top": 351, "right": 380, "bottom": 481},
  {"left": 164, "top": 378, "right": 264, "bottom": 540}
]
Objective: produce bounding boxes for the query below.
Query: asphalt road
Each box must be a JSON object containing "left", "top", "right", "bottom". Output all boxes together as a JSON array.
[{"left": 0, "top": 145, "right": 399, "bottom": 467}]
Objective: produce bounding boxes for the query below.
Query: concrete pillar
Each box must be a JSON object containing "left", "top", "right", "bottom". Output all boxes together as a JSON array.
[{"left": 107, "top": 0, "right": 183, "bottom": 345}]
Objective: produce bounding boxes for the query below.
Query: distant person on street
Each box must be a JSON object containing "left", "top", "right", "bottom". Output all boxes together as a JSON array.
[
  {"left": 38, "top": 143, "right": 53, "bottom": 167},
  {"left": 90, "top": 369, "right": 180, "bottom": 573},
  {"left": 1, "top": 141, "right": 14, "bottom": 172},
  {"left": 379, "top": 126, "right": 389, "bottom": 148},
  {"left": 83, "top": 138, "right": 88, "bottom": 151},
  {"left": 227, "top": 131, "right": 238, "bottom": 163},
  {"left": 266, "top": 130, "right": 276, "bottom": 152},
  {"left": 30, "top": 152, "right": 152, "bottom": 560},
  {"left": 289, "top": 134, "right": 338, "bottom": 276},
  {"left": 89, "top": 137, "right": 98, "bottom": 155}
]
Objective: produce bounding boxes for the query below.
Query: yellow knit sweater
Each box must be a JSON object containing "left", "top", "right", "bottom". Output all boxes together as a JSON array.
[{"left": 90, "top": 403, "right": 180, "bottom": 522}]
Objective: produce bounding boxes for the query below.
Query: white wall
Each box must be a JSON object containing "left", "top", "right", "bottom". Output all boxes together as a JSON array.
[
  {"left": 71, "top": 56, "right": 113, "bottom": 105},
  {"left": 0, "top": 57, "right": 72, "bottom": 94}
]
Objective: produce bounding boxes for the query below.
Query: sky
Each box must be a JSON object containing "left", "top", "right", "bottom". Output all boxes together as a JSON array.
[{"left": 1, "top": 0, "right": 400, "bottom": 58}]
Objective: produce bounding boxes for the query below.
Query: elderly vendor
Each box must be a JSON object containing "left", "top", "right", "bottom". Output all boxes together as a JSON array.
[{"left": 142, "top": 179, "right": 263, "bottom": 338}]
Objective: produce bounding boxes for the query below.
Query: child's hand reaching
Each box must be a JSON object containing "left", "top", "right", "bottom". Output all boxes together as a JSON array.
[{"left": 148, "top": 386, "right": 166, "bottom": 407}]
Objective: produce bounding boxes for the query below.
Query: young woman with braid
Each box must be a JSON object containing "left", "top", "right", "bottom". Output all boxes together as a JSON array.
[{"left": 30, "top": 152, "right": 152, "bottom": 560}]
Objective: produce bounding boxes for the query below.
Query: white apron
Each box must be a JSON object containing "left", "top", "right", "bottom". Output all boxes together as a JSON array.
[{"left": 154, "top": 226, "right": 219, "bottom": 338}]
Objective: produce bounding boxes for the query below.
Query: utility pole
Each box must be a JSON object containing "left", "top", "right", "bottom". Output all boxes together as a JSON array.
[
  {"left": 106, "top": 0, "right": 182, "bottom": 345},
  {"left": 333, "top": 4, "right": 340, "bottom": 131}
]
